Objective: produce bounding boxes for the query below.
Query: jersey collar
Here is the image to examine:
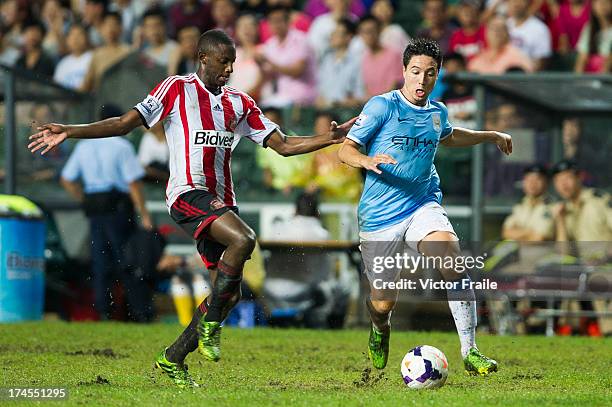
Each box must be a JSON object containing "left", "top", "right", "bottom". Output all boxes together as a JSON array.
[
  {"left": 194, "top": 73, "right": 226, "bottom": 98},
  {"left": 396, "top": 90, "right": 431, "bottom": 110}
]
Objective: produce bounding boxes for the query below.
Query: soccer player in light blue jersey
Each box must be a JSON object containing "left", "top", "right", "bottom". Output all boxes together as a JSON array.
[{"left": 339, "top": 38, "right": 512, "bottom": 375}]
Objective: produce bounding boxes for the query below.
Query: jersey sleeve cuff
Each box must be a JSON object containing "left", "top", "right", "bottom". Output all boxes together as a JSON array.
[
  {"left": 262, "top": 126, "right": 279, "bottom": 148},
  {"left": 440, "top": 128, "right": 453, "bottom": 140},
  {"left": 133, "top": 106, "right": 151, "bottom": 129},
  {"left": 346, "top": 134, "right": 364, "bottom": 146}
]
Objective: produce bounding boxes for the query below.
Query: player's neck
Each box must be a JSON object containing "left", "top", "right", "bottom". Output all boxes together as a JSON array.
[{"left": 197, "top": 70, "right": 222, "bottom": 95}]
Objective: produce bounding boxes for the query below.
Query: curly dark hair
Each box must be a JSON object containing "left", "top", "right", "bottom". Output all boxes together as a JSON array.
[{"left": 402, "top": 38, "right": 443, "bottom": 70}]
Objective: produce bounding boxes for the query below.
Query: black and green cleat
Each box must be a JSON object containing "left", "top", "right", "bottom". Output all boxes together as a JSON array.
[
  {"left": 154, "top": 348, "right": 199, "bottom": 389},
  {"left": 463, "top": 347, "right": 498, "bottom": 376},
  {"left": 198, "top": 320, "right": 222, "bottom": 362},
  {"left": 368, "top": 324, "right": 390, "bottom": 369}
]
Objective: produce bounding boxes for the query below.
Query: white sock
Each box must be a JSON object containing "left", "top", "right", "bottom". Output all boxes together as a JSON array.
[{"left": 447, "top": 278, "right": 477, "bottom": 358}]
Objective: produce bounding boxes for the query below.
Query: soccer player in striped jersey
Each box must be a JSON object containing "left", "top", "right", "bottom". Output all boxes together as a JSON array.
[
  {"left": 338, "top": 38, "right": 511, "bottom": 376},
  {"left": 29, "top": 29, "right": 355, "bottom": 388}
]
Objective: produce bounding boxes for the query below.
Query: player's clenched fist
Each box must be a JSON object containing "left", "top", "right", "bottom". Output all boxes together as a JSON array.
[
  {"left": 493, "top": 131, "right": 513, "bottom": 155},
  {"left": 361, "top": 154, "right": 397, "bottom": 174}
]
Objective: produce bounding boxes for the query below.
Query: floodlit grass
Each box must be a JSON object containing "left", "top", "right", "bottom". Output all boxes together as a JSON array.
[{"left": 1, "top": 322, "right": 610, "bottom": 406}]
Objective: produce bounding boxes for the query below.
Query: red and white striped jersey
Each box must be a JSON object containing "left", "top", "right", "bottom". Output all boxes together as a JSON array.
[{"left": 134, "top": 73, "right": 278, "bottom": 210}]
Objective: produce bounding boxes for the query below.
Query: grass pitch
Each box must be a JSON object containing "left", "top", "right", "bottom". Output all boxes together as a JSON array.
[{"left": 1, "top": 322, "right": 610, "bottom": 406}]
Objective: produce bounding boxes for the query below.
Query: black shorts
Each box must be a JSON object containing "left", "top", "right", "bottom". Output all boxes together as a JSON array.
[{"left": 170, "top": 189, "right": 237, "bottom": 269}]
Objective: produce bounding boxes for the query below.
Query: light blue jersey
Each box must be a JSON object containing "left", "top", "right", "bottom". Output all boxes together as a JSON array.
[{"left": 347, "top": 90, "right": 453, "bottom": 232}]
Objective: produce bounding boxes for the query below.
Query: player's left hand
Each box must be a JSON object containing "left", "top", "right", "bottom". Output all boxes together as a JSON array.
[
  {"left": 28, "top": 123, "right": 69, "bottom": 155},
  {"left": 493, "top": 131, "right": 513, "bottom": 155},
  {"left": 329, "top": 117, "right": 358, "bottom": 143}
]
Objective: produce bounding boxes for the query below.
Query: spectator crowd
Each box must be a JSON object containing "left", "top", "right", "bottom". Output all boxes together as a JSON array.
[{"left": 0, "top": 0, "right": 608, "bottom": 105}]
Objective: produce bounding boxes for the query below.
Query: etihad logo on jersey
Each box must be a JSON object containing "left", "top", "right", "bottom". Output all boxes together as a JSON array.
[
  {"left": 392, "top": 136, "right": 438, "bottom": 150},
  {"left": 192, "top": 130, "right": 235, "bottom": 148}
]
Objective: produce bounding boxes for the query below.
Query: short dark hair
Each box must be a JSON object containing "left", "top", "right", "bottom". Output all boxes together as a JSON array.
[
  {"left": 266, "top": 4, "right": 291, "bottom": 18},
  {"left": 142, "top": 7, "right": 165, "bottom": 23},
  {"left": 103, "top": 11, "right": 122, "bottom": 24},
  {"left": 443, "top": 52, "right": 465, "bottom": 67},
  {"left": 177, "top": 25, "right": 200, "bottom": 37},
  {"left": 315, "top": 110, "right": 339, "bottom": 123},
  {"left": 358, "top": 14, "right": 381, "bottom": 30},
  {"left": 337, "top": 17, "right": 357, "bottom": 36},
  {"left": 403, "top": 37, "right": 443, "bottom": 70},
  {"left": 87, "top": 0, "right": 109, "bottom": 8},
  {"left": 296, "top": 192, "right": 320, "bottom": 218},
  {"left": 197, "top": 29, "right": 235, "bottom": 54},
  {"left": 262, "top": 106, "right": 282, "bottom": 117},
  {"left": 22, "top": 20, "right": 46, "bottom": 36},
  {"left": 551, "top": 160, "right": 579, "bottom": 176},
  {"left": 523, "top": 163, "right": 549, "bottom": 177}
]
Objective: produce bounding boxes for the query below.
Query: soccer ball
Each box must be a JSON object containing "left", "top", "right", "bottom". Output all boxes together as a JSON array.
[{"left": 400, "top": 345, "right": 448, "bottom": 389}]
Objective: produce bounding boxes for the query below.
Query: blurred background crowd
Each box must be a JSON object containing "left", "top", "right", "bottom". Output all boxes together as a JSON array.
[{"left": 0, "top": 0, "right": 610, "bottom": 96}]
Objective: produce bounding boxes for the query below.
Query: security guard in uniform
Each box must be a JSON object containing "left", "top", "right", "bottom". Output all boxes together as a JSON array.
[
  {"left": 490, "top": 165, "right": 555, "bottom": 333},
  {"left": 552, "top": 160, "right": 612, "bottom": 242},
  {"left": 552, "top": 160, "right": 612, "bottom": 335},
  {"left": 502, "top": 164, "right": 554, "bottom": 242}
]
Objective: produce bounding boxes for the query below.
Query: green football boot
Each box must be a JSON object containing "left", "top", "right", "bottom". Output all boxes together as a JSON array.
[
  {"left": 198, "top": 320, "right": 222, "bottom": 362},
  {"left": 368, "top": 324, "right": 390, "bottom": 369},
  {"left": 154, "top": 348, "right": 199, "bottom": 389},
  {"left": 463, "top": 348, "right": 498, "bottom": 376}
]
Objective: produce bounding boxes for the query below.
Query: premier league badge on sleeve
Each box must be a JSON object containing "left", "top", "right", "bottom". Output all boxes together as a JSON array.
[
  {"left": 432, "top": 113, "right": 441, "bottom": 132},
  {"left": 355, "top": 113, "right": 367, "bottom": 127},
  {"left": 143, "top": 96, "right": 162, "bottom": 115}
]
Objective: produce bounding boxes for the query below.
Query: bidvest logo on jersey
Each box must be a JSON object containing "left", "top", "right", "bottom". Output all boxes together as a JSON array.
[{"left": 192, "top": 130, "right": 235, "bottom": 148}]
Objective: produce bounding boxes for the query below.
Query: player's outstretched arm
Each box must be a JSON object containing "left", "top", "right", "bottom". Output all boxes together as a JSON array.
[
  {"left": 265, "top": 117, "right": 358, "bottom": 157},
  {"left": 440, "top": 127, "right": 513, "bottom": 155},
  {"left": 338, "top": 139, "right": 397, "bottom": 174},
  {"left": 28, "top": 109, "right": 144, "bottom": 155}
]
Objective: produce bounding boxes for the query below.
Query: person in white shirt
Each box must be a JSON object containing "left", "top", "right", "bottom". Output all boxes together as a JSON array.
[
  {"left": 506, "top": 0, "right": 552, "bottom": 70},
  {"left": 140, "top": 7, "right": 179, "bottom": 73},
  {"left": 307, "top": 0, "right": 362, "bottom": 60},
  {"left": 270, "top": 192, "right": 330, "bottom": 241},
  {"left": 316, "top": 18, "right": 365, "bottom": 108},
  {"left": 137, "top": 121, "right": 169, "bottom": 183},
  {"left": 53, "top": 24, "right": 93, "bottom": 90}
]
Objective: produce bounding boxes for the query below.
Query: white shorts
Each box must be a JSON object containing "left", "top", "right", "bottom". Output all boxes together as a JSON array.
[
  {"left": 359, "top": 202, "right": 456, "bottom": 250},
  {"left": 359, "top": 202, "right": 457, "bottom": 284}
]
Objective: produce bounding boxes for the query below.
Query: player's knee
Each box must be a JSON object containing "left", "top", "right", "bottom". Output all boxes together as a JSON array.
[
  {"left": 229, "top": 229, "right": 256, "bottom": 259},
  {"left": 371, "top": 299, "right": 395, "bottom": 315},
  {"left": 419, "top": 232, "right": 459, "bottom": 258}
]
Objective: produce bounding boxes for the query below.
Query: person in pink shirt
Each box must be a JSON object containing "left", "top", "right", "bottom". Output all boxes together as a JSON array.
[
  {"left": 449, "top": 0, "right": 486, "bottom": 61},
  {"left": 370, "top": 0, "right": 411, "bottom": 54},
  {"left": 468, "top": 16, "right": 534, "bottom": 74},
  {"left": 304, "top": 0, "right": 366, "bottom": 18},
  {"left": 258, "top": 0, "right": 312, "bottom": 43},
  {"left": 358, "top": 15, "right": 404, "bottom": 98},
  {"left": 557, "top": 0, "right": 591, "bottom": 53},
  {"left": 228, "top": 14, "right": 264, "bottom": 99},
  {"left": 257, "top": 5, "right": 317, "bottom": 106}
]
